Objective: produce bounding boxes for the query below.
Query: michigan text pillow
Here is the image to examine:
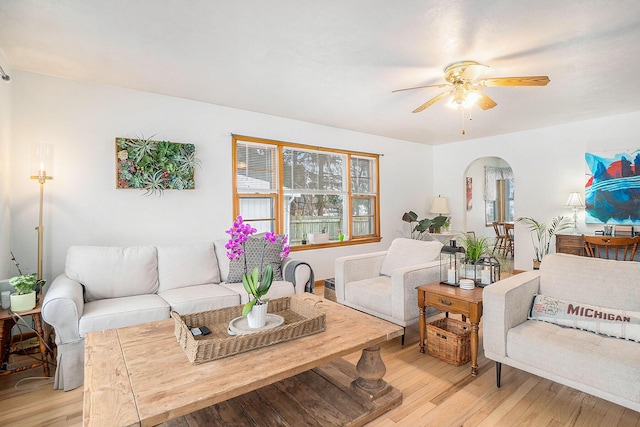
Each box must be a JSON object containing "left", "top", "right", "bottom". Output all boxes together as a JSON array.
[{"left": 529, "top": 294, "right": 640, "bottom": 342}]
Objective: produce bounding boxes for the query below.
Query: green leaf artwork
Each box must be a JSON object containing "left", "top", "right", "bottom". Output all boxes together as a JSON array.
[{"left": 116, "top": 136, "right": 200, "bottom": 196}]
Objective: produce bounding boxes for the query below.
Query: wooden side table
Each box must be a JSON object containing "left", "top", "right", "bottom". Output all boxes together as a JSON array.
[
  {"left": 0, "top": 300, "right": 51, "bottom": 377},
  {"left": 417, "top": 282, "right": 483, "bottom": 376}
]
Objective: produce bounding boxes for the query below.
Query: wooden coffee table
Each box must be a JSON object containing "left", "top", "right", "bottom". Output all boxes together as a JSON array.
[{"left": 83, "top": 293, "right": 403, "bottom": 426}]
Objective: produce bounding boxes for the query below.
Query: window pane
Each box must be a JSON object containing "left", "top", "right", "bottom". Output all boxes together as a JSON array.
[
  {"left": 283, "top": 148, "right": 344, "bottom": 191},
  {"left": 285, "top": 194, "right": 343, "bottom": 244},
  {"left": 351, "top": 157, "right": 375, "bottom": 194},
  {"left": 239, "top": 196, "right": 275, "bottom": 233},
  {"left": 237, "top": 143, "right": 277, "bottom": 192},
  {"left": 352, "top": 197, "right": 374, "bottom": 236}
]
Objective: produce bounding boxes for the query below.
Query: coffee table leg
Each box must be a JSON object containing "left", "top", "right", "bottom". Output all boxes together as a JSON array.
[
  {"left": 351, "top": 345, "right": 390, "bottom": 400},
  {"left": 470, "top": 321, "right": 479, "bottom": 376}
]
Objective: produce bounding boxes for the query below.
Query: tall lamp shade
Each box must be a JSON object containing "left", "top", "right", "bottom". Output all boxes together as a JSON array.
[
  {"left": 30, "top": 143, "right": 54, "bottom": 281},
  {"left": 565, "top": 192, "right": 584, "bottom": 230},
  {"left": 430, "top": 196, "right": 450, "bottom": 216}
]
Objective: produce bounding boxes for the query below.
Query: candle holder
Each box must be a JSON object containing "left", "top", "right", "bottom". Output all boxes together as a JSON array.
[{"left": 439, "top": 243, "right": 465, "bottom": 286}]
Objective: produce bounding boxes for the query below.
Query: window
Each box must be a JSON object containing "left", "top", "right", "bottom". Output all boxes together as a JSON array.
[
  {"left": 485, "top": 166, "right": 514, "bottom": 225},
  {"left": 233, "top": 135, "right": 380, "bottom": 248}
]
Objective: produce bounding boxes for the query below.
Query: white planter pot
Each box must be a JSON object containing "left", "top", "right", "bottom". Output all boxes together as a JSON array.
[
  {"left": 247, "top": 302, "right": 268, "bottom": 328},
  {"left": 10, "top": 291, "right": 36, "bottom": 312}
]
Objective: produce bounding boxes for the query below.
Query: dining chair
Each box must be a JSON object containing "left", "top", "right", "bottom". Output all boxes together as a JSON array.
[
  {"left": 582, "top": 235, "right": 639, "bottom": 261},
  {"left": 492, "top": 222, "right": 506, "bottom": 255},
  {"left": 504, "top": 223, "right": 514, "bottom": 257}
]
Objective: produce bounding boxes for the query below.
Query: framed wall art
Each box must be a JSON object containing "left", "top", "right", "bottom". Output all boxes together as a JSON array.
[
  {"left": 585, "top": 148, "right": 640, "bottom": 224},
  {"left": 116, "top": 136, "right": 199, "bottom": 196}
]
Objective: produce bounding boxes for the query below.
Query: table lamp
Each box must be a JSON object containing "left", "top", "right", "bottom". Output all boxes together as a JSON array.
[
  {"left": 429, "top": 196, "right": 450, "bottom": 216},
  {"left": 565, "top": 192, "right": 584, "bottom": 230}
]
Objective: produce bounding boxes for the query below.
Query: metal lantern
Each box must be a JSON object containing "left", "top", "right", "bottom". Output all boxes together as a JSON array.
[
  {"left": 439, "top": 242, "right": 466, "bottom": 286},
  {"left": 474, "top": 255, "right": 501, "bottom": 287}
]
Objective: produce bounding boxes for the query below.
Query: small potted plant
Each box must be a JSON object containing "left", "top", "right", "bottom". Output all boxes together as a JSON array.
[
  {"left": 459, "top": 234, "right": 493, "bottom": 281},
  {"left": 516, "top": 216, "right": 571, "bottom": 269},
  {"left": 9, "top": 273, "right": 45, "bottom": 312}
]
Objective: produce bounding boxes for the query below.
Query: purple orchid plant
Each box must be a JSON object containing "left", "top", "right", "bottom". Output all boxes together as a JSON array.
[{"left": 225, "top": 216, "right": 290, "bottom": 316}]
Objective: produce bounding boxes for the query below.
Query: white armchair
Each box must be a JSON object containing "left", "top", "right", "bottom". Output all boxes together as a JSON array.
[{"left": 335, "top": 238, "right": 443, "bottom": 343}]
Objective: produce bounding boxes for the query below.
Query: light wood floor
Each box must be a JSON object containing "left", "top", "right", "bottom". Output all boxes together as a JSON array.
[{"left": 1, "top": 292, "right": 639, "bottom": 427}]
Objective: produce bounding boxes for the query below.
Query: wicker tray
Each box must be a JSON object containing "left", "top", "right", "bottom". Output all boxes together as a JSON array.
[
  {"left": 426, "top": 317, "right": 471, "bottom": 366},
  {"left": 172, "top": 296, "right": 326, "bottom": 364}
]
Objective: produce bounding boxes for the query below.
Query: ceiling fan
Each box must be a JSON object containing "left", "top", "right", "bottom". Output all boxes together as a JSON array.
[{"left": 393, "top": 60, "right": 550, "bottom": 117}]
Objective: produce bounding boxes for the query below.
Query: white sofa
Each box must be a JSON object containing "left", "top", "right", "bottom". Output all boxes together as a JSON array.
[
  {"left": 483, "top": 253, "right": 640, "bottom": 412},
  {"left": 42, "top": 241, "right": 313, "bottom": 391},
  {"left": 335, "top": 238, "right": 443, "bottom": 342}
]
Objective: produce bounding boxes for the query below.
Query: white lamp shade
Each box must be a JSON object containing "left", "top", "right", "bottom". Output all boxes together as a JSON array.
[
  {"left": 429, "top": 196, "right": 450, "bottom": 215},
  {"left": 31, "top": 142, "right": 54, "bottom": 177},
  {"left": 565, "top": 192, "right": 584, "bottom": 207}
]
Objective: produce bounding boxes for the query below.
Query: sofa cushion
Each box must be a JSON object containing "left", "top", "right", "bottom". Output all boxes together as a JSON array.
[
  {"left": 220, "top": 280, "right": 295, "bottom": 304},
  {"left": 66, "top": 246, "right": 159, "bottom": 302},
  {"left": 227, "top": 235, "right": 284, "bottom": 283},
  {"left": 344, "top": 276, "right": 392, "bottom": 316},
  {"left": 529, "top": 294, "right": 640, "bottom": 342},
  {"left": 159, "top": 284, "right": 241, "bottom": 314},
  {"left": 79, "top": 294, "right": 170, "bottom": 337},
  {"left": 507, "top": 320, "right": 640, "bottom": 404},
  {"left": 380, "top": 238, "right": 443, "bottom": 276},
  {"left": 539, "top": 253, "right": 640, "bottom": 310},
  {"left": 157, "top": 242, "right": 221, "bottom": 292}
]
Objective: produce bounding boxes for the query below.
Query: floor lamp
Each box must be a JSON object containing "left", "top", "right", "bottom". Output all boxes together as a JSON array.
[{"left": 30, "top": 143, "right": 54, "bottom": 281}]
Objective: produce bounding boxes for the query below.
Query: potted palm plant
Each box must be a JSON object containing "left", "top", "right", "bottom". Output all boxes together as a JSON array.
[
  {"left": 9, "top": 273, "right": 45, "bottom": 312},
  {"left": 516, "top": 216, "right": 571, "bottom": 269}
]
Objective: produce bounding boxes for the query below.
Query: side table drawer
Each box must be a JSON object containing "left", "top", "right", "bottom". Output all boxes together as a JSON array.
[{"left": 425, "top": 293, "right": 470, "bottom": 315}]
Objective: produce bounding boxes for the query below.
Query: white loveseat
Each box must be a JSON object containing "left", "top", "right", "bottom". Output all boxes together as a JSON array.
[
  {"left": 483, "top": 253, "right": 640, "bottom": 412},
  {"left": 335, "top": 238, "right": 443, "bottom": 341},
  {"left": 42, "top": 241, "right": 312, "bottom": 391}
]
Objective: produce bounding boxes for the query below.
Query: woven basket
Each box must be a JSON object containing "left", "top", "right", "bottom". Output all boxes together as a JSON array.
[
  {"left": 172, "top": 296, "right": 326, "bottom": 364},
  {"left": 426, "top": 317, "right": 471, "bottom": 366}
]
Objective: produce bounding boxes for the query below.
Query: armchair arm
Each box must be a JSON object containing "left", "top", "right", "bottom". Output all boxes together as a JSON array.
[
  {"left": 335, "top": 251, "right": 387, "bottom": 302},
  {"left": 390, "top": 260, "right": 441, "bottom": 323},
  {"left": 282, "top": 258, "right": 314, "bottom": 293},
  {"left": 482, "top": 271, "right": 540, "bottom": 358},
  {"left": 42, "top": 274, "right": 84, "bottom": 344}
]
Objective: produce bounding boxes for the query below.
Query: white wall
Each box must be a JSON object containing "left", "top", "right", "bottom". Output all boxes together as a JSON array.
[
  {"left": 433, "top": 111, "right": 640, "bottom": 271},
  {"left": 9, "top": 71, "right": 434, "bottom": 282},
  {"left": 0, "top": 51, "right": 12, "bottom": 279}
]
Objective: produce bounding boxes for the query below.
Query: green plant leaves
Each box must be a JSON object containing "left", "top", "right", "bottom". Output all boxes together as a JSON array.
[{"left": 116, "top": 136, "right": 199, "bottom": 196}]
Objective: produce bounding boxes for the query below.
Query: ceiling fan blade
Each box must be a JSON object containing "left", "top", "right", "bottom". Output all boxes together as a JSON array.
[
  {"left": 392, "top": 83, "right": 451, "bottom": 93},
  {"left": 475, "top": 90, "right": 497, "bottom": 110},
  {"left": 478, "top": 76, "right": 550, "bottom": 87},
  {"left": 412, "top": 91, "right": 451, "bottom": 113},
  {"left": 461, "top": 63, "right": 489, "bottom": 82}
]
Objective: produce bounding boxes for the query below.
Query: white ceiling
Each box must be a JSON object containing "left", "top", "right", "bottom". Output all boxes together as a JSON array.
[{"left": 2, "top": 1, "right": 640, "bottom": 145}]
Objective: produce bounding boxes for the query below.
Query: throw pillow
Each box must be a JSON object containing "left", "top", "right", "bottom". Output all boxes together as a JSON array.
[
  {"left": 380, "top": 238, "right": 443, "bottom": 277},
  {"left": 529, "top": 294, "right": 640, "bottom": 342},
  {"left": 227, "top": 235, "right": 284, "bottom": 283}
]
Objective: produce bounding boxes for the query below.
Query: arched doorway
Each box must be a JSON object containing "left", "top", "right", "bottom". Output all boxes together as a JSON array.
[{"left": 463, "top": 157, "right": 514, "bottom": 271}]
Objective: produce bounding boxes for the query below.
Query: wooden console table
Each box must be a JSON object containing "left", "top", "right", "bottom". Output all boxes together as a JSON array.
[
  {"left": 417, "top": 282, "right": 483, "bottom": 376},
  {"left": 556, "top": 233, "right": 585, "bottom": 256}
]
